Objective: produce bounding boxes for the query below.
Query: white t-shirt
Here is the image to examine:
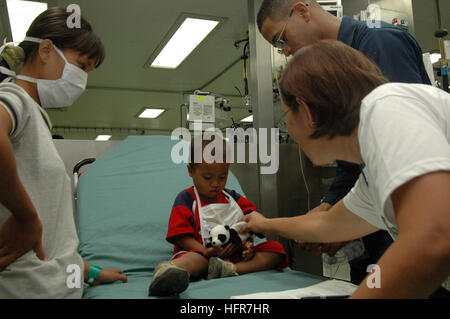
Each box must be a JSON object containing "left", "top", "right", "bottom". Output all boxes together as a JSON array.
[
  {"left": 0, "top": 83, "right": 84, "bottom": 298},
  {"left": 343, "top": 82, "right": 450, "bottom": 290}
]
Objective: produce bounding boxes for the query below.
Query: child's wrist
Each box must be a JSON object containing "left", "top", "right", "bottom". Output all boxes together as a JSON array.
[
  {"left": 86, "top": 265, "right": 102, "bottom": 285},
  {"left": 205, "top": 247, "right": 213, "bottom": 257},
  {"left": 205, "top": 247, "right": 219, "bottom": 258}
]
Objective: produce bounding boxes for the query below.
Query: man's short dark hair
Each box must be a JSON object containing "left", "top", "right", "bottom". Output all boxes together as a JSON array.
[{"left": 257, "top": 0, "right": 317, "bottom": 31}]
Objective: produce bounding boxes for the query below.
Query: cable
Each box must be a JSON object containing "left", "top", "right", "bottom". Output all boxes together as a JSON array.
[
  {"left": 234, "top": 86, "right": 243, "bottom": 97},
  {"left": 298, "top": 146, "right": 311, "bottom": 212},
  {"left": 179, "top": 103, "right": 187, "bottom": 128},
  {"left": 243, "top": 41, "right": 249, "bottom": 96}
]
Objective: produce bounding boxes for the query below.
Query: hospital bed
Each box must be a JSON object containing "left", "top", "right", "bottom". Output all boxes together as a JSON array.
[{"left": 75, "top": 135, "right": 326, "bottom": 299}]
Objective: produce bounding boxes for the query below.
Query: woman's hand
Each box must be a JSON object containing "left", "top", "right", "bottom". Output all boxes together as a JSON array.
[
  {"left": 0, "top": 214, "right": 46, "bottom": 271},
  {"left": 92, "top": 268, "right": 128, "bottom": 286},
  {"left": 239, "top": 211, "right": 269, "bottom": 235}
]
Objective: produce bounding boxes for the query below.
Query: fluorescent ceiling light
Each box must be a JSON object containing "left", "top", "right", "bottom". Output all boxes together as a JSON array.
[
  {"left": 138, "top": 108, "right": 165, "bottom": 119},
  {"left": 6, "top": 0, "right": 48, "bottom": 42},
  {"left": 95, "top": 135, "right": 112, "bottom": 141},
  {"left": 151, "top": 18, "right": 219, "bottom": 69},
  {"left": 240, "top": 115, "right": 253, "bottom": 122}
]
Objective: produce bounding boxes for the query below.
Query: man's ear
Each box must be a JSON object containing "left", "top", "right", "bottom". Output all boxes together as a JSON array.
[
  {"left": 295, "top": 97, "right": 316, "bottom": 127},
  {"left": 37, "top": 39, "right": 54, "bottom": 64},
  {"left": 293, "top": 1, "right": 311, "bottom": 22},
  {"left": 187, "top": 164, "right": 193, "bottom": 177}
]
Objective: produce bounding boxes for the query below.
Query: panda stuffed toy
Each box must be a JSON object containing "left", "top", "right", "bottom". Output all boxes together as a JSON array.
[{"left": 207, "top": 221, "right": 264, "bottom": 254}]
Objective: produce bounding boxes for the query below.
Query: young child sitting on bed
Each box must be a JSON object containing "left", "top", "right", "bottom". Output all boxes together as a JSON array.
[{"left": 148, "top": 135, "right": 288, "bottom": 296}]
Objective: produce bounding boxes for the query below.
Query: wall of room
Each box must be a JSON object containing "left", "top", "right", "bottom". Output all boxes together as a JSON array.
[
  {"left": 342, "top": 0, "right": 449, "bottom": 54},
  {"left": 342, "top": 0, "right": 415, "bottom": 35},
  {"left": 412, "top": 0, "right": 449, "bottom": 53}
]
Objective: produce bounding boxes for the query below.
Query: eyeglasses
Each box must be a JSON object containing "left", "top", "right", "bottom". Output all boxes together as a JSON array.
[{"left": 274, "top": 8, "right": 295, "bottom": 54}]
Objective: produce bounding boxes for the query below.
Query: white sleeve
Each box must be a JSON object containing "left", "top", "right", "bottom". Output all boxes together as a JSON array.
[
  {"left": 343, "top": 177, "right": 387, "bottom": 230},
  {"left": 360, "top": 94, "right": 450, "bottom": 223}
]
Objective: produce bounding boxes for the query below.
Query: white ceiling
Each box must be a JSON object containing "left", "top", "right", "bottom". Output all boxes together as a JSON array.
[{"left": 1, "top": 0, "right": 254, "bottom": 139}]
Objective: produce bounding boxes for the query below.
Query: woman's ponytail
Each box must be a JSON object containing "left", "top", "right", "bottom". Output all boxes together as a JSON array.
[{"left": 0, "top": 44, "right": 26, "bottom": 81}]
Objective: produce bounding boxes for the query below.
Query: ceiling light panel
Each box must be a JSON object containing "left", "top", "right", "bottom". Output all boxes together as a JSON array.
[
  {"left": 240, "top": 115, "right": 253, "bottom": 122},
  {"left": 146, "top": 13, "right": 225, "bottom": 70},
  {"left": 95, "top": 135, "right": 112, "bottom": 141},
  {"left": 138, "top": 108, "right": 165, "bottom": 119},
  {"left": 151, "top": 18, "right": 219, "bottom": 69},
  {"left": 6, "top": 0, "right": 48, "bottom": 42}
]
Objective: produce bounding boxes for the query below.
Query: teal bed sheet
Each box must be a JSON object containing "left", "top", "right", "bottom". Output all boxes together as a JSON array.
[{"left": 76, "top": 136, "right": 325, "bottom": 299}]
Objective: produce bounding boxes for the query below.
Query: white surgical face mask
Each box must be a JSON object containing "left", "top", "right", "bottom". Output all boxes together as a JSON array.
[{"left": 0, "top": 36, "right": 88, "bottom": 108}]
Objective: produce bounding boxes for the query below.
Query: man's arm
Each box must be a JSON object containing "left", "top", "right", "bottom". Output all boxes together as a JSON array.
[{"left": 350, "top": 171, "right": 450, "bottom": 298}]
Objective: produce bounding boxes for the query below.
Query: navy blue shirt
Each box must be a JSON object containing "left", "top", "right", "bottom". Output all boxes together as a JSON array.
[{"left": 322, "top": 16, "right": 431, "bottom": 205}]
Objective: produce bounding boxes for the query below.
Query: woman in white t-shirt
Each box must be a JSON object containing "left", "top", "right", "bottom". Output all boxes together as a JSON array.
[
  {"left": 0, "top": 7, "right": 127, "bottom": 298},
  {"left": 241, "top": 40, "right": 450, "bottom": 298}
]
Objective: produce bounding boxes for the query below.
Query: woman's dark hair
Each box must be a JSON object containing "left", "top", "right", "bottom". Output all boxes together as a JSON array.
[
  {"left": 279, "top": 39, "right": 388, "bottom": 139},
  {"left": 0, "top": 7, "right": 105, "bottom": 81}
]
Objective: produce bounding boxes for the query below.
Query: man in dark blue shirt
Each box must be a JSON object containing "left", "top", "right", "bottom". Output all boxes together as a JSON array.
[{"left": 257, "top": 0, "right": 431, "bottom": 286}]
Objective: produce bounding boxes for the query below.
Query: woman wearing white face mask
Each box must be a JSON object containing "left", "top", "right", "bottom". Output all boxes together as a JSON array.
[{"left": 0, "top": 7, "right": 127, "bottom": 298}]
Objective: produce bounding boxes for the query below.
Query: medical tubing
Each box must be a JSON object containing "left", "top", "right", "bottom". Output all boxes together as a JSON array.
[{"left": 298, "top": 146, "right": 311, "bottom": 212}]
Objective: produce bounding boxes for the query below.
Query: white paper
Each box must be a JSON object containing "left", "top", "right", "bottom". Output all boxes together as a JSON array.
[{"left": 230, "top": 279, "right": 358, "bottom": 299}]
